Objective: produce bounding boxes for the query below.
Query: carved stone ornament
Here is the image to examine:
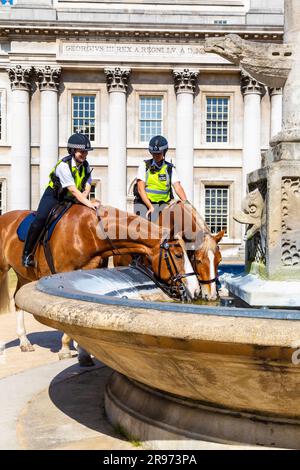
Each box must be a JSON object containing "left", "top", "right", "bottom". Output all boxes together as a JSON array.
[
  {"left": 104, "top": 67, "right": 131, "bottom": 93},
  {"left": 281, "top": 177, "right": 300, "bottom": 266},
  {"left": 204, "top": 34, "right": 292, "bottom": 89},
  {"left": 233, "top": 188, "right": 266, "bottom": 241},
  {"left": 240, "top": 71, "right": 266, "bottom": 97},
  {"left": 7, "top": 65, "right": 33, "bottom": 91},
  {"left": 173, "top": 68, "right": 199, "bottom": 94},
  {"left": 36, "top": 65, "right": 61, "bottom": 92}
]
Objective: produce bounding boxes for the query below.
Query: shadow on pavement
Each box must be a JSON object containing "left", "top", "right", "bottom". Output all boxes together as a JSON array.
[{"left": 48, "top": 363, "right": 127, "bottom": 440}]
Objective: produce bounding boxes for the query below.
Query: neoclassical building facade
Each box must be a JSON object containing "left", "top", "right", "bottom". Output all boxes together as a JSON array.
[{"left": 0, "top": 0, "right": 284, "bottom": 257}]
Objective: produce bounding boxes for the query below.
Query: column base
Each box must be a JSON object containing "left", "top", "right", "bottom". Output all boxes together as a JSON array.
[{"left": 105, "top": 372, "right": 300, "bottom": 449}]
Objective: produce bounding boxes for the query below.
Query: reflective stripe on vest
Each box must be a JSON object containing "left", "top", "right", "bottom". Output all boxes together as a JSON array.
[
  {"left": 145, "top": 163, "right": 171, "bottom": 203},
  {"left": 48, "top": 158, "right": 87, "bottom": 196}
]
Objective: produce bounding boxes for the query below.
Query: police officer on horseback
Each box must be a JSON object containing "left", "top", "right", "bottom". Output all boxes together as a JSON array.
[
  {"left": 22, "top": 133, "right": 99, "bottom": 268},
  {"left": 134, "top": 135, "right": 188, "bottom": 221}
]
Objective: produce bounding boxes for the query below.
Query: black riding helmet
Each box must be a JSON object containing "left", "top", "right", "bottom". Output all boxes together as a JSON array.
[
  {"left": 67, "top": 133, "right": 94, "bottom": 154},
  {"left": 148, "top": 135, "right": 168, "bottom": 155}
]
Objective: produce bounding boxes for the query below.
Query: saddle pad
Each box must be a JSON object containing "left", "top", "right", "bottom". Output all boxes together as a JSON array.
[{"left": 17, "top": 209, "right": 67, "bottom": 242}]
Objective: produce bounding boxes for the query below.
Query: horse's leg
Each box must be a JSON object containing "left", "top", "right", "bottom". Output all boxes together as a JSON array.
[
  {"left": 14, "top": 275, "right": 34, "bottom": 352},
  {"left": 73, "top": 340, "right": 95, "bottom": 367},
  {"left": 58, "top": 333, "right": 73, "bottom": 360}
]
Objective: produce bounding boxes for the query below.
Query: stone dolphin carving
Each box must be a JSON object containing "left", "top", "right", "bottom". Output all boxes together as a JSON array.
[
  {"left": 204, "top": 34, "right": 292, "bottom": 88},
  {"left": 233, "top": 188, "right": 266, "bottom": 241}
]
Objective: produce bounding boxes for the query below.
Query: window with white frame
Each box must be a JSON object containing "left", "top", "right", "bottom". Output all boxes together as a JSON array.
[
  {"left": 72, "top": 95, "right": 96, "bottom": 142},
  {"left": 206, "top": 97, "right": 229, "bottom": 143},
  {"left": 205, "top": 186, "right": 229, "bottom": 235},
  {"left": 88, "top": 181, "right": 101, "bottom": 201},
  {"left": 139, "top": 96, "right": 163, "bottom": 143},
  {"left": 88, "top": 183, "right": 97, "bottom": 200}
]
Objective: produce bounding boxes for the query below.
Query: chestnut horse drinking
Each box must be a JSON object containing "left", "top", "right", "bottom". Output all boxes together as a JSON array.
[
  {"left": 0, "top": 204, "right": 199, "bottom": 352},
  {"left": 114, "top": 200, "right": 224, "bottom": 301}
]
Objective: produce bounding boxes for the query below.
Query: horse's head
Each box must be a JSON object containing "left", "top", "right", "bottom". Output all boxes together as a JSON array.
[
  {"left": 151, "top": 235, "right": 200, "bottom": 301},
  {"left": 190, "top": 230, "right": 224, "bottom": 301}
]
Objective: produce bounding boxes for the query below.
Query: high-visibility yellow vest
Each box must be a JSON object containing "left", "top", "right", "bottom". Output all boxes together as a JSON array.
[
  {"left": 48, "top": 156, "right": 89, "bottom": 198},
  {"left": 145, "top": 162, "right": 172, "bottom": 203}
]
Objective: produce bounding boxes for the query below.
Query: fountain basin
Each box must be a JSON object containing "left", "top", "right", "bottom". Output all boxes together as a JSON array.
[{"left": 15, "top": 268, "right": 300, "bottom": 448}]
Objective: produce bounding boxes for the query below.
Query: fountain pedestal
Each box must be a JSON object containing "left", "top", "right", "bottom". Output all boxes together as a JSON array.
[
  {"left": 205, "top": 1, "right": 300, "bottom": 307},
  {"left": 226, "top": 159, "right": 300, "bottom": 307}
]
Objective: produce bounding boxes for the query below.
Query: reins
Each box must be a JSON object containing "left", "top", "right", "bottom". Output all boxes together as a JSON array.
[{"left": 96, "top": 207, "right": 196, "bottom": 301}]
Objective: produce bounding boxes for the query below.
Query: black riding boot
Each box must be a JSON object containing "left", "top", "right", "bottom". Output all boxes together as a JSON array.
[{"left": 22, "top": 223, "right": 42, "bottom": 268}]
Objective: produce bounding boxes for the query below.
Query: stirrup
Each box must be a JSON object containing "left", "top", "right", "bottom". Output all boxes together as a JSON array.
[{"left": 22, "top": 254, "right": 36, "bottom": 268}]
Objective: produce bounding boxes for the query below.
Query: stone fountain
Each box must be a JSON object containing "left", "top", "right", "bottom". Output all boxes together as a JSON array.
[
  {"left": 205, "top": 0, "right": 300, "bottom": 307},
  {"left": 15, "top": 1, "right": 300, "bottom": 449}
]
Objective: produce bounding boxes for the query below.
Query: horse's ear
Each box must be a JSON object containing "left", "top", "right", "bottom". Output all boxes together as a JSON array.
[{"left": 213, "top": 230, "right": 224, "bottom": 244}]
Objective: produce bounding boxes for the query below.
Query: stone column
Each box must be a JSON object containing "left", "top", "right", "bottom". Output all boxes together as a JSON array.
[
  {"left": 7, "top": 65, "right": 33, "bottom": 210},
  {"left": 36, "top": 65, "right": 61, "bottom": 196},
  {"left": 241, "top": 72, "right": 266, "bottom": 195},
  {"left": 173, "top": 68, "right": 198, "bottom": 202},
  {"left": 269, "top": 87, "right": 282, "bottom": 140},
  {"left": 104, "top": 67, "right": 131, "bottom": 211},
  {"left": 281, "top": 0, "right": 300, "bottom": 142}
]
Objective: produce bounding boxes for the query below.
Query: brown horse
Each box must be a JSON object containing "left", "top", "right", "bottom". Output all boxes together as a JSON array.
[
  {"left": 0, "top": 204, "right": 200, "bottom": 352},
  {"left": 114, "top": 200, "right": 224, "bottom": 300}
]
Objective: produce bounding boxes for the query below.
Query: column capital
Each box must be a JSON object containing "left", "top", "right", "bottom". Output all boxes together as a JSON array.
[
  {"left": 173, "top": 68, "right": 199, "bottom": 95},
  {"left": 36, "top": 65, "right": 62, "bottom": 92},
  {"left": 104, "top": 67, "right": 131, "bottom": 93},
  {"left": 240, "top": 72, "right": 266, "bottom": 97},
  {"left": 7, "top": 65, "right": 34, "bottom": 92},
  {"left": 268, "top": 87, "right": 283, "bottom": 97}
]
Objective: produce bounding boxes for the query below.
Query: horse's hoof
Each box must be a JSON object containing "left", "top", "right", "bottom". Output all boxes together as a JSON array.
[
  {"left": 20, "top": 344, "right": 35, "bottom": 352},
  {"left": 78, "top": 356, "right": 95, "bottom": 367},
  {"left": 58, "top": 351, "right": 73, "bottom": 360}
]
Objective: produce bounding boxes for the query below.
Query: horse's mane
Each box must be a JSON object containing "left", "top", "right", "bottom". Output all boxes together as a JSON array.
[
  {"left": 97, "top": 205, "right": 168, "bottom": 242},
  {"left": 165, "top": 201, "right": 217, "bottom": 252},
  {"left": 167, "top": 200, "right": 211, "bottom": 233}
]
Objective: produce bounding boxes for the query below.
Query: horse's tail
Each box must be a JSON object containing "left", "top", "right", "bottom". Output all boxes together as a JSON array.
[
  {"left": 0, "top": 215, "right": 11, "bottom": 314},
  {"left": 0, "top": 271, "right": 10, "bottom": 314}
]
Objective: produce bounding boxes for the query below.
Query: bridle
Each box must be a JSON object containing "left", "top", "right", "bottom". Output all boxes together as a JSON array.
[
  {"left": 130, "top": 240, "right": 196, "bottom": 302},
  {"left": 187, "top": 250, "right": 219, "bottom": 287},
  {"left": 156, "top": 239, "right": 198, "bottom": 300},
  {"left": 96, "top": 208, "right": 196, "bottom": 301}
]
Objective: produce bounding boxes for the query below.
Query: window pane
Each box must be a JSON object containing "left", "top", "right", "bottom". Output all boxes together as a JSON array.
[
  {"left": 206, "top": 97, "right": 229, "bottom": 143},
  {"left": 72, "top": 95, "right": 96, "bottom": 142},
  {"left": 205, "top": 186, "right": 229, "bottom": 235},
  {"left": 139, "top": 96, "right": 163, "bottom": 142},
  {"left": 88, "top": 183, "right": 97, "bottom": 201}
]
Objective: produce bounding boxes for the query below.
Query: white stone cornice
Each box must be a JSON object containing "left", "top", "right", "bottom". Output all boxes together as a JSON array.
[
  {"left": 104, "top": 67, "right": 131, "bottom": 93},
  {"left": 36, "top": 65, "right": 62, "bottom": 92},
  {"left": 240, "top": 72, "right": 266, "bottom": 97},
  {"left": 173, "top": 68, "right": 199, "bottom": 95},
  {"left": 7, "top": 64, "right": 34, "bottom": 91},
  {"left": 0, "top": 25, "right": 284, "bottom": 43}
]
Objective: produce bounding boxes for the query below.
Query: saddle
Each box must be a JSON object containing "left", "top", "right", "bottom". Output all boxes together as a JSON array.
[{"left": 17, "top": 201, "right": 73, "bottom": 274}]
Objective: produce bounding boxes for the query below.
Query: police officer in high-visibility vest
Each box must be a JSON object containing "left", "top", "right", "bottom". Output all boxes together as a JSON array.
[
  {"left": 134, "top": 135, "right": 188, "bottom": 221},
  {"left": 22, "top": 133, "right": 99, "bottom": 268}
]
